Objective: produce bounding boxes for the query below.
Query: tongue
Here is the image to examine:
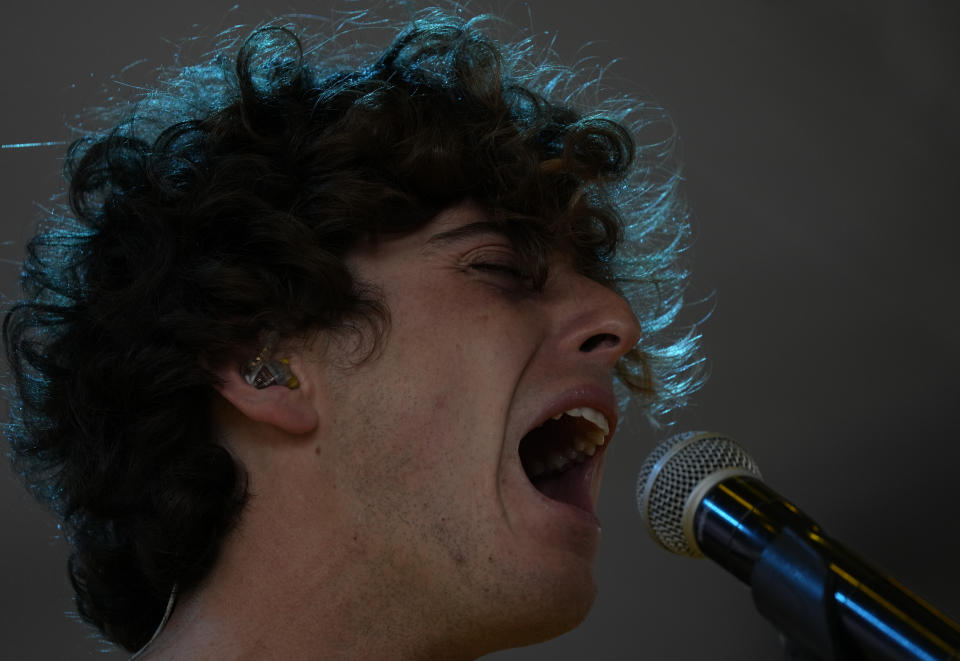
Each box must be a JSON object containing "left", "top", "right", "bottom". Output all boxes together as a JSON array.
[{"left": 531, "top": 461, "right": 594, "bottom": 515}]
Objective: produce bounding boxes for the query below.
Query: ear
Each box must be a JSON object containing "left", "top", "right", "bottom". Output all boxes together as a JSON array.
[{"left": 213, "top": 356, "right": 319, "bottom": 435}]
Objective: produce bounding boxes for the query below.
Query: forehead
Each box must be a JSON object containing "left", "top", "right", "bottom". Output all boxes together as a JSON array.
[
  {"left": 420, "top": 204, "right": 512, "bottom": 248},
  {"left": 415, "top": 202, "right": 611, "bottom": 285},
  {"left": 355, "top": 201, "right": 611, "bottom": 289},
  {"left": 347, "top": 203, "right": 502, "bottom": 266},
  {"left": 361, "top": 203, "right": 532, "bottom": 257}
]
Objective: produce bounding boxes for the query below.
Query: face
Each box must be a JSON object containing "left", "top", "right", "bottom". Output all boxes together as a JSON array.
[{"left": 306, "top": 202, "right": 641, "bottom": 655}]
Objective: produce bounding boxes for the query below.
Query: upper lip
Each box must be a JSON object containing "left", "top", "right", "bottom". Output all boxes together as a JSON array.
[{"left": 521, "top": 383, "right": 620, "bottom": 447}]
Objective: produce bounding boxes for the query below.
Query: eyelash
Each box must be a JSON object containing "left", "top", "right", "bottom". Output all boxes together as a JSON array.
[
  {"left": 470, "top": 261, "right": 528, "bottom": 280},
  {"left": 462, "top": 245, "right": 536, "bottom": 291}
]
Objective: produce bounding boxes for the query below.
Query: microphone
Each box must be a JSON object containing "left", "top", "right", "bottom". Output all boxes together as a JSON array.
[{"left": 635, "top": 431, "right": 960, "bottom": 661}]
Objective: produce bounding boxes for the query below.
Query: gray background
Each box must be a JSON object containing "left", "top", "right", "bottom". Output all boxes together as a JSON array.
[{"left": 2, "top": 1, "right": 958, "bottom": 659}]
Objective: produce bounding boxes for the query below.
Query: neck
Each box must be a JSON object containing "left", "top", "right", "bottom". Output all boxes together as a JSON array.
[{"left": 133, "top": 470, "right": 479, "bottom": 661}]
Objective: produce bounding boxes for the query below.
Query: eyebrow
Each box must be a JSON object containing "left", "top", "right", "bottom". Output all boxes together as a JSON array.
[{"left": 424, "top": 220, "right": 514, "bottom": 246}]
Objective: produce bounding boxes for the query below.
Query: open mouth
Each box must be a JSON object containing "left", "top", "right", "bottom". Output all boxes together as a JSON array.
[{"left": 518, "top": 407, "right": 610, "bottom": 514}]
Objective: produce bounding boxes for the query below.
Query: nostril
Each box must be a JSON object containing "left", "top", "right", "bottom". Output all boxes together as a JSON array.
[{"left": 579, "top": 333, "right": 620, "bottom": 353}]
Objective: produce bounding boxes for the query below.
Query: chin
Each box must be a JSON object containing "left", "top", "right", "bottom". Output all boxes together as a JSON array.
[
  {"left": 475, "top": 567, "right": 598, "bottom": 654},
  {"left": 531, "top": 578, "right": 597, "bottom": 641}
]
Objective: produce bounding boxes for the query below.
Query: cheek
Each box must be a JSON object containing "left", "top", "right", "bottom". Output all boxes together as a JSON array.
[
  {"left": 395, "top": 292, "right": 538, "bottom": 371},
  {"left": 335, "top": 279, "right": 541, "bottom": 488}
]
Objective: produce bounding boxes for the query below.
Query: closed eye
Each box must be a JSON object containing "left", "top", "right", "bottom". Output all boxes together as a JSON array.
[
  {"left": 471, "top": 262, "right": 529, "bottom": 279},
  {"left": 468, "top": 261, "right": 537, "bottom": 295}
]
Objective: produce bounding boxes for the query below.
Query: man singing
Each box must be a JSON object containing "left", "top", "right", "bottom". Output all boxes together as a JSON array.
[{"left": 4, "top": 7, "right": 700, "bottom": 659}]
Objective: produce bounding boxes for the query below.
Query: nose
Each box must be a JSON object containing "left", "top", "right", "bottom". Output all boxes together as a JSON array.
[{"left": 549, "top": 268, "right": 642, "bottom": 369}]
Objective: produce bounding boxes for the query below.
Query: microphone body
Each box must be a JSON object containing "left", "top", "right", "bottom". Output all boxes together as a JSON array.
[
  {"left": 699, "top": 474, "right": 960, "bottom": 660},
  {"left": 637, "top": 432, "right": 960, "bottom": 661}
]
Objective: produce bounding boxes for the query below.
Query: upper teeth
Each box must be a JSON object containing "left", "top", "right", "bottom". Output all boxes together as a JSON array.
[
  {"left": 551, "top": 406, "right": 610, "bottom": 434},
  {"left": 529, "top": 407, "right": 610, "bottom": 478}
]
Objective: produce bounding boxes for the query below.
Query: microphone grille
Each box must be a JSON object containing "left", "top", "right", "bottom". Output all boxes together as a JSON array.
[{"left": 636, "top": 431, "right": 761, "bottom": 557}]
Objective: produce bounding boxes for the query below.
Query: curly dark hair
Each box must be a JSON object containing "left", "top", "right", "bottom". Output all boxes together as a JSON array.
[{"left": 3, "top": 8, "right": 700, "bottom": 652}]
